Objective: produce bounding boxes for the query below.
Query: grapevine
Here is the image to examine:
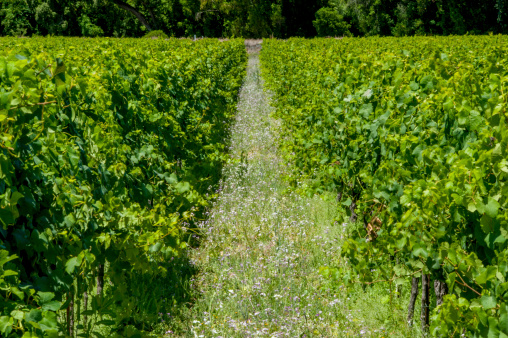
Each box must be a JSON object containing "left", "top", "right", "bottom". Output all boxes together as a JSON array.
[
  {"left": 0, "top": 37, "right": 247, "bottom": 336},
  {"left": 261, "top": 36, "right": 508, "bottom": 335}
]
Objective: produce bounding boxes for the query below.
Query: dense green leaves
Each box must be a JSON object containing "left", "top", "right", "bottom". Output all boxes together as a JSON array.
[
  {"left": 331, "top": 0, "right": 505, "bottom": 36},
  {"left": 313, "top": 7, "right": 351, "bottom": 37},
  {"left": 0, "top": 36, "right": 246, "bottom": 336},
  {"left": 0, "top": 0, "right": 327, "bottom": 38},
  {"left": 261, "top": 36, "right": 508, "bottom": 335},
  {"left": 2, "top": 0, "right": 506, "bottom": 38}
]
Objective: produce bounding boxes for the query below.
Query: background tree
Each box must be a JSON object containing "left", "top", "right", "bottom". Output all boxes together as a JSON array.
[
  {"left": 1, "top": 1, "right": 507, "bottom": 41},
  {"left": 198, "top": 0, "right": 286, "bottom": 37},
  {"left": 1, "top": 0, "right": 37, "bottom": 36},
  {"left": 313, "top": 7, "right": 351, "bottom": 36},
  {"left": 330, "top": 0, "right": 503, "bottom": 36}
]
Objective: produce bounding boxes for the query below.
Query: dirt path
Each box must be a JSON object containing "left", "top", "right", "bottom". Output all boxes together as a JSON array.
[
  {"left": 183, "top": 52, "right": 344, "bottom": 337},
  {"left": 165, "top": 51, "right": 410, "bottom": 338}
]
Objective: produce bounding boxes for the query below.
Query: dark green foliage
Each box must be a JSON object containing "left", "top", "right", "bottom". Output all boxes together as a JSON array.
[
  {"left": 331, "top": 0, "right": 505, "bottom": 36},
  {"left": 78, "top": 15, "right": 104, "bottom": 37},
  {"left": 0, "top": 0, "right": 37, "bottom": 36},
  {"left": 1, "top": 0, "right": 142, "bottom": 37},
  {"left": 313, "top": 7, "right": 351, "bottom": 37},
  {"left": 35, "top": 2, "right": 60, "bottom": 35},
  {"left": 1, "top": 0, "right": 506, "bottom": 37}
]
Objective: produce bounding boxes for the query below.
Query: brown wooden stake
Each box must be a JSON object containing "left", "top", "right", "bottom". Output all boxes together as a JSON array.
[
  {"left": 67, "top": 291, "right": 75, "bottom": 337},
  {"left": 76, "top": 277, "right": 82, "bottom": 336},
  {"left": 66, "top": 295, "right": 70, "bottom": 335},
  {"left": 349, "top": 200, "right": 358, "bottom": 222},
  {"left": 71, "top": 293, "right": 75, "bottom": 338},
  {"left": 407, "top": 277, "right": 419, "bottom": 326},
  {"left": 97, "top": 264, "right": 104, "bottom": 295},
  {"left": 76, "top": 294, "right": 80, "bottom": 336},
  {"left": 421, "top": 274, "right": 430, "bottom": 333},
  {"left": 434, "top": 279, "right": 448, "bottom": 307},
  {"left": 83, "top": 290, "right": 88, "bottom": 331}
]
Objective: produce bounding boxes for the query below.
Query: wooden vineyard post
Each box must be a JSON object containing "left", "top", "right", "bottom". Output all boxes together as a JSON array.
[
  {"left": 407, "top": 277, "right": 419, "bottom": 326},
  {"left": 97, "top": 263, "right": 105, "bottom": 322},
  {"left": 67, "top": 291, "right": 75, "bottom": 337},
  {"left": 434, "top": 279, "right": 448, "bottom": 307},
  {"left": 349, "top": 200, "right": 358, "bottom": 222},
  {"left": 97, "top": 264, "right": 104, "bottom": 296},
  {"left": 83, "top": 289, "right": 88, "bottom": 332},
  {"left": 421, "top": 274, "right": 430, "bottom": 333},
  {"left": 76, "top": 280, "right": 80, "bottom": 336},
  {"left": 78, "top": 276, "right": 89, "bottom": 336}
]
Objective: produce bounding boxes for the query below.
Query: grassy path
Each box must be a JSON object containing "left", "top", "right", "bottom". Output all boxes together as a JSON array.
[{"left": 166, "top": 52, "right": 415, "bottom": 337}]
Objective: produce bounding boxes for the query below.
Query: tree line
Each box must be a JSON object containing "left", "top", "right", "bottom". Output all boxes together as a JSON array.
[{"left": 1, "top": 1, "right": 507, "bottom": 40}]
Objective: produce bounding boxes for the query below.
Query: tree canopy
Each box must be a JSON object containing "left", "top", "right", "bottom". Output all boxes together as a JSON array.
[{"left": 0, "top": 0, "right": 506, "bottom": 38}]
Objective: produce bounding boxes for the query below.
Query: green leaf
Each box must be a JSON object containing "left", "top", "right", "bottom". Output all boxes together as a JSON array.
[
  {"left": 25, "top": 309, "right": 42, "bottom": 323},
  {"left": 341, "top": 197, "right": 352, "bottom": 206},
  {"left": 2, "top": 270, "right": 18, "bottom": 277},
  {"left": 77, "top": 78, "right": 88, "bottom": 96},
  {"left": 10, "top": 191, "right": 24, "bottom": 205},
  {"left": 0, "top": 208, "right": 15, "bottom": 227},
  {"left": 409, "top": 82, "right": 419, "bottom": 91},
  {"left": 493, "top": 144, "right": 504, "bottom": 162},
  {"left": 67, "top": 147, "right": 79, "bottom": 169},
  {"left": 359, "top": 103, "right": 373, "bottom": 118},
  {"left": 421, "top": 75, "right": 434, "bottom": 89},
  {"left": 65, "top": 257, "right": 80, "bottom": 275},
  {"left": 468, "top": 201, "right": 477, "bottom": 213},
  {"left": 481, "top": 214, "right": 494, "bottom": 233},
  {"left": 53, "top": 58, "right": 66, "bottom": 86},
  {"left": 42, "top": 301, "right": 61, "bottom": 312},
  {"left": 469, "top": 110, "right": 483, "bottom": 131},
  {"left": 499, "top": 304, "right": 508, "bottom": 335},
  {"left": 37, "top": 291, "right": 55, "bottom": 305},
  {"left": 481, "top": 295, "right": 497, "bottom": 310},
  {"left": 0, "top": 316, "right": 13, "bottom": 335},
  {"left": 395, "top": 236, "right": 407, "bottom": 249},
  {"left": 168, "top": 173, "right": 178, "bottom": 184},
  {"left": 485, "top": 197, "right": 501, "bottom": 218},
  {"left": 23, "top": 69, "right": 36, "bottom": 82},
  {"left": 476, "top": 266, "right": 498, "bottom": 285},
  {"left": 64, "top": 213, "right": 76, "bottom": 228},
  {"left": 489, "top": 316, "right": 500, "bottom": 338},
  {"left": 149, "top": 242, "right": 162, "bottom": 253},
  {"left": 175, "top": 182, "right": 190, "bottom": 194},
  {"left": 0, "top": 250, "right": 18, "bottom": 266},
  {"left": 39, "top": 311, "right": 58, "bottom": 334},
  {"left": 11, "top": 286, "right": 24, "bottom": 300},
  {"left": 412, "top": 245, "right": 428, "bottom": 258},
  {"left": 412, "top": 145, "right": 424, "bottom": 162},
  {"left": 10, "top": 310, "right": 24, "bottom": 321}
]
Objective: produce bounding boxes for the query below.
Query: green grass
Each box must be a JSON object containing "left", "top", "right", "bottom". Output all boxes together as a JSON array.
[{"left": 159, "top": 52, "right": 424, "bottom": 337}]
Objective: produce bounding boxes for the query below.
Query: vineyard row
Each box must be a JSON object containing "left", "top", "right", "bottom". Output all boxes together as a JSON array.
[
  {"left": 261, "top": 36, "right": 508, "bottom": 336},
  {"left": 0, "top": 37, "right": 247, "bottom": 337}
]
